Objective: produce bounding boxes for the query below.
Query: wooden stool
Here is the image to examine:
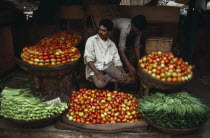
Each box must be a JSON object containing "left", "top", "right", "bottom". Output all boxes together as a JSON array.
[{"left": 110, "top": 79, "right": 118, "bottom": 91}]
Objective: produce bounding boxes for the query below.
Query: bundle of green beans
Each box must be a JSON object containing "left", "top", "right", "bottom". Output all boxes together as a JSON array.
[
  {"left": 139, "top": 92, "right": 209, "bottom": 129},
  {"left": 0, "top": 87, "right": 68, "bottom": 121}
]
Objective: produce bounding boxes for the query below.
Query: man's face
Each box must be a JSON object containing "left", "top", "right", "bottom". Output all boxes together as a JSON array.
[
  {"left": 98, "top": 25, "right": 111, "bottom": 40},
  {"left": 131, "top": 23, "right": 141, "bottom": 35}
]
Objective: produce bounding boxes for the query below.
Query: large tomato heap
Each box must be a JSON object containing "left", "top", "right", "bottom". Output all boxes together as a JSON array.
[
  {"left": 139, "top": 51, "right": 193, "bottom": 82},
  {"left": 67, "top": 88, "right": 141, "bottom": 124},
  {"left": 21, "top": 32, "right": 81, "bottom": 66},
  {"left": 37, "top": 32, "right": 82, "bottom": 47}
]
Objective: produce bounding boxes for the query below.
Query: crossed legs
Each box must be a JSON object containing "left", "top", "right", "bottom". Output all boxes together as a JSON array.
[{"left": 91, "top": 65, "right": 130, "bottom": 89}]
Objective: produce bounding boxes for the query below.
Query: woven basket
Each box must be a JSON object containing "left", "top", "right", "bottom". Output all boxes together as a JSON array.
[
  {"left": 15, "top": 57, "right": 80, "bottom": 97},
  {"left": 145, "top": 37, "right": 173, "bottom": 56},
  {"left": 149, "top": 123, "right": 201, "bottom": 135},
  {"left": 138, "top": 67, "right": 192, "bottom": 90},
  {"left": 15, "top": 57, "right": 80, "bottom": 77},
  {"left": 7, "top": 112, "right": 63, "bottom": 128}
]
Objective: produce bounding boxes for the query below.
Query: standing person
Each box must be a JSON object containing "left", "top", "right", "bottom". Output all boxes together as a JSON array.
[
  {"left": 112, "top": 15, "right": 147, "bottom": 77},
  {"left": 84, "top": 19, "right": 130, "bottom": 89}
]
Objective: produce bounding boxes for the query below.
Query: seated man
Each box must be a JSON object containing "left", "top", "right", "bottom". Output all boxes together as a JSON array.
[
  {"left": 112, "top": 15, "right": 147, "bottom": 77},
  {"left": 84, "top": 19, "right": 129, "bottom": 88}
]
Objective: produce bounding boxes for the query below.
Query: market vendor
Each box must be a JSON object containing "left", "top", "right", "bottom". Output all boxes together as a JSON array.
[
  {"left": 84, "top": 19, "right": 130, "bottom": 88},
  {"left": 112, "top": 15, "right": 147, "bottom": 77}
]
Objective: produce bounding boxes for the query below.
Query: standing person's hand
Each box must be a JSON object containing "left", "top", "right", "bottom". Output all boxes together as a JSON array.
[
  {"left": 96, "top": 72, "right": 106, "bottom": 82},
  {"left": 128, "top": 65, "right": 136, "bottom": 77}
]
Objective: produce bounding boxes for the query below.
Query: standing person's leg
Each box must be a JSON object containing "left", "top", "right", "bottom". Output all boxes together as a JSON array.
[
  {"left": 91, "top": 74, "right": 112, "bottom": 89},
  {"left": 127, "top": 35, "right": 137, "bottom": 67},
  {"left": 104, "top": 65, "right": 130, "bottom": 84}
]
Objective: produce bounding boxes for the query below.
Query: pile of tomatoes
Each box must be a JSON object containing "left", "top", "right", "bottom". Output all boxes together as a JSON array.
[
  {"left": 67, "top": 88, "right": 141, "bottom": 124},
  {"left": 21, "top": 32, "right": 82, "bottom": 66},
  {"left": 37, "top": 32, "right": 82, "bottom": 47},
  {"left": 139, "top": 51, "right": 193, "bottom": 82}
]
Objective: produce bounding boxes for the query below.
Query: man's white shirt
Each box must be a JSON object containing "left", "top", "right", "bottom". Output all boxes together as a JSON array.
[{"left": 84, "top": 34, "right": 122, "bottom": 80}]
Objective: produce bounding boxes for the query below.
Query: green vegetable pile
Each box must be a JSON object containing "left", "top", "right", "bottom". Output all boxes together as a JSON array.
[
  {"left": 0, "top": 87, "right": 68, "bottom": 121},
  {"left": 139, "top": 92, "right": 209, "bottom": 129}
]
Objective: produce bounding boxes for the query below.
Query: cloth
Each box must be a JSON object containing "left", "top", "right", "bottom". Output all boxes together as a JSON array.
[
  {"left": 120, "top": 0, "right": 145, "bottom": 5},
  {"left": 84, "top": 34, "right": 122, "bottom": 80},
  {"left": 91, "top": 64, "right": 130, "bottom": 88},
  {"left": 112, "top": 18, "right": 142, "bottom": 51}
]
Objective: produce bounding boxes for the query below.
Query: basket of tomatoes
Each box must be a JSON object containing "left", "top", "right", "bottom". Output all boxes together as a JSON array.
[
  {"left": 19, "top": 32, "right": 82, "bottom": 67},
  {"left": 138, "top": 51, "right": 193, "bottom": 90}
]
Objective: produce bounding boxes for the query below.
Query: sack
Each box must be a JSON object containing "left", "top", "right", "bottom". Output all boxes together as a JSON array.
[{"left": 55, "top": 114, "right": 148, "bottom": 133}]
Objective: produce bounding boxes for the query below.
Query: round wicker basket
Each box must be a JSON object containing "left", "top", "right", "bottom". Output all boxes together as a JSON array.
[
  {"left": 138, "top": 67, "right": 192, "bottom": 90},
  {"left": 15, "top": 57, "right": 80, "bottom": 97},
  {"left": 150, "top": 123, "right": 201, "bottom": 135},
  {"left": 15, "top": 57, "right": 80, "bottom": 77},
  {"left": 7, "top": 112, "right": 63, "bottom": 128}
]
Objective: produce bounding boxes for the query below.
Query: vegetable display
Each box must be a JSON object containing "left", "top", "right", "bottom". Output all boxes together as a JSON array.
[
  {"left": 21, "top": 32, "right": 81, "bottom": 66},
  {"left": 0, "top": 87, "right": 68, "bottom": 121},
  {"left": 139, "top": 51, "right": 193, "bottom": 82},
  {"left": 37, "top": 32, "right": 82, "bottom": 47},
  {"left": 67, "top": 88, "right": 142, "bottom": 124},
  {"left": 139, "top": 92, "right": 209, "bottom": 129}
]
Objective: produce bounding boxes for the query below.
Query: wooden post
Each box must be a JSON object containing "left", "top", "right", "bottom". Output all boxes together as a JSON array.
[
  {"left": 0, "top": 26, "right": 15, "bottom": 76},
  {"left": 139, "top": 80, "right": 149, "bottom": 97}
]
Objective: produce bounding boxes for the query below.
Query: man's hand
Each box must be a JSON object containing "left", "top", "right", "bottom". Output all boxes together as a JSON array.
[
  {"left": 121, "top": 72, "right": 127, "bottom": 82},
  {"left": 119, "top": 50, "right": 137, "bottom": 78},
  {"left": 87, "top": 61, "right": 106, "bottom": 82},
  {"left": 96, "top": 72, "right": 106, "bottom": 82},
  {"left": 116, "top": 66, "right": 128, "bottom": 82},
  {"left": 128, "top": 65, "right": 136, "bottom": 77}
]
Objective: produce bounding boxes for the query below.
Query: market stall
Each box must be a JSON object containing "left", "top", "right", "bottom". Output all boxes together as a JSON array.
[{"left": 0, "top": 1, "right": 209, "bottom": 137}]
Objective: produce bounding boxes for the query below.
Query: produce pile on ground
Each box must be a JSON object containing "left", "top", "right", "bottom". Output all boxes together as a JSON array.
[
  {"left": 139, "top": 51, "right": 193, "bottom": 82},
  {"left": 139, "top": 92, "right": 209, "bottom": 129},
  {"left": 0, "top": 88, "right": 68, "bottom": 121},
  {"left": 21, "top": 32, "right": 81, "bottom": 66},
  {"left": 67, "top": 88, "right": 142, "bottom": 124}
]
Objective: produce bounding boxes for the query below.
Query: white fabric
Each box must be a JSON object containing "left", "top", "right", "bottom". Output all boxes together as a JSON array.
[
  {"left": 84, "top": 34, "right": 123, "bottom": 80},
  {"left": 207, "top": 1, "right": 210, "bottom": 10},
  {"left": 112, "top": 18, "right": 142, "bottom": 51},
  {"left": 120, "top": 0, "right": 150, "bottom": 5}
]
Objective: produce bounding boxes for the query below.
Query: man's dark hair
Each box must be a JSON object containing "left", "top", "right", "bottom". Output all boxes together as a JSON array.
[
  {"left": 131, "top": 15, "right": 147, "bottom": 30},
  {"left": 99, "top": 19, "right": 113, "bottom": 31}
]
